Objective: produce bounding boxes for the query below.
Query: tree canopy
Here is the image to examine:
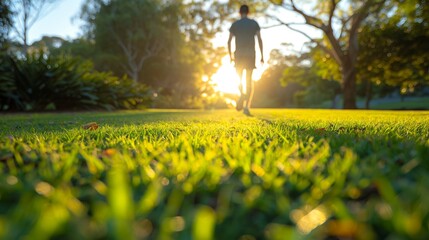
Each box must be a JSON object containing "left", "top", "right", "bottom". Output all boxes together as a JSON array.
[
  {"left": 268, "top": 0, "right": 388, "bottom": 108},
  {"left": 0, "top": 0, "right": 13, "bottom": 51},
  {"left": 358, "top": 0, "right": 429, "bottom": 93}
]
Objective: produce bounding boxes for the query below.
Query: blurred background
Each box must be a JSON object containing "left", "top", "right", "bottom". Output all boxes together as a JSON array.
[{"left": 1, "top": 0, "right": 428, "bottom": 111}]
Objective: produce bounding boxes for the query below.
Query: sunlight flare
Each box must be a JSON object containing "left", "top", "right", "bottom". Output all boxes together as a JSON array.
[
  {"left": 211, "top": 56, "right": 240, "bottom": 95},
  {"left": 210, "top": 56, "right": 266, "bottom": 96}
]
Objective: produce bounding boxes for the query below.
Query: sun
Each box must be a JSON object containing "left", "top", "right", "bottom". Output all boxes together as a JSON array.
[
  {"left": 210, "top": 55, "right": 266, "bottom": 96},
  {"left": 210, "top": 56, "right": 240, "bottom": 95}
]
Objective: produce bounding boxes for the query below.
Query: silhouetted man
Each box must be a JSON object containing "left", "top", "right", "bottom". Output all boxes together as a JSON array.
[{"left": 228, "top": 4, "right": 264, "bottom": 116}]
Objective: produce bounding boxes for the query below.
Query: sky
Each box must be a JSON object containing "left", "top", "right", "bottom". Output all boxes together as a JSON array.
[{"left": 28, "top": 0, "right": 86, "bottom": 43}]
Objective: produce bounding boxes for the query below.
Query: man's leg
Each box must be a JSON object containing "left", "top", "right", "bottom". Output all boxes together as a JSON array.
[
  {"left": 235, "top": 67, "right": 244, "bottom": 93},
  {"left": 235, "top": 67, "right": 245, "bottom": 111},
  {"left": 244, "top": 68, "right": 254, "bottom": 109}
]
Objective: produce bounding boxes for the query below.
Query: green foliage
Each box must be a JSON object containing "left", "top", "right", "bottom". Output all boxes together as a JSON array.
[
  {"left": 0, "top": 0, "right": 13, "bottom": 51},
  {"left": 48, "top": 38, "right": 96, "bottom": 61},
  {"left": 0, "top": 110, "right": 428, "bottom": 239},
  {"left": 255, "top": 68, "right": 297, "bottom": 107},
  {"left": 310, "top": 46, "right": 341, "bottom": 83},
  {"left": 275, "top": 50, "right": 340, "bottom": 107},
  {"left": 0, "top": 53, "right": 150, "bottom": 111},
  {"left": 268, "top": 0, "right": 391, "bottom": 108},
  {"left": 81, "top": 70, "right": 150, "bottom": 110},
  {"left": 358, "top": 0, "right": 429, "bottom": 94},
  {"left": 0, "top": 55, "right": 15, "bottom": 105},
  {"left": 69, "top": 0, "right": 228, "bottom": 107},
  {"left": 90, "top": 0, "right": 177, "bottom": 76}
]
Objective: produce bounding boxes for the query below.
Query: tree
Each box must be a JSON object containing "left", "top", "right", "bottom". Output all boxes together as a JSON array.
[
  {"left": 76, "top": 0, "right": 231, "bottom": 108},
  {"left": 254, "top": 48, "right": 303, "bottom": 107},
  {"left": 10, "top": 0, "right": 59, "bottom": 52},
  {"left": 80, "top": 0, "right": 175, "bottom": 83},
  {"left": 168, "top": 0, "right": 231, "bottom": 104},
  {"left": 269, "top": 0, "right": 386, "bottom": 109},
  {"left": 0, "top": 0, "right": 13, "bottom": 51},
  {"left": 280, "top": 48, "right": 341, "bottom": 108},
  {"left": 29, "top": 35, "right": 66, "bottom": 52},
  {"left": 358, "top": 0, "right": 429, "bottom": 107}
]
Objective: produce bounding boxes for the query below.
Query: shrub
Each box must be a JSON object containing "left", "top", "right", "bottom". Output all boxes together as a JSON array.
[
  {"left": 0, "top": 52, "right": 150, "bottom": 111},
  {"left": 0, "top": 55, "right": 16, "bottom": 110}
]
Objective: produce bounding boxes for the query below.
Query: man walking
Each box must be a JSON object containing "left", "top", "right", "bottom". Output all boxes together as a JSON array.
[{"left": 228, "top": 4, "right": 264, "bottom": 116}]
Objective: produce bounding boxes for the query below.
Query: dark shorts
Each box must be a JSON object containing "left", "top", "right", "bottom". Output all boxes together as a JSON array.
[{"left": 235, "top": 52, "right": 256, "bottom": 69}]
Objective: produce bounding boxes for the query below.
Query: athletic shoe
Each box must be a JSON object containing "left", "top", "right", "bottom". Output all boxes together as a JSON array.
[{"left": 243, "top": 107, "right": 252, "bottom": 116}]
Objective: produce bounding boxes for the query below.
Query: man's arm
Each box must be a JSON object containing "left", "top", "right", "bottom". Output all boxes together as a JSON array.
[
  {"left": 256, "top": 31, "right": 264, "bottom": 63},
  {"left": 228, "top": 32, "right": 234, "bottom": 62}
]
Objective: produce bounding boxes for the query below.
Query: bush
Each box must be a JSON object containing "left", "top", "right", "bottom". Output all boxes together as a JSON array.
[
  {"left": 0, "top": 55, "right": 15, "bottom": 110},
  {"left": 0, "top": 52, "right": 150, "bottom": 111}
]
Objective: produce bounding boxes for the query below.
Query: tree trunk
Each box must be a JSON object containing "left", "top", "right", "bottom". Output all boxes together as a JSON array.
[
  {"left": 23, "top": 30, "right": 28, "bottom": 53},
  {"left": 23, "top": 7, "right": 29, "bottom": 53},
  {"left": 131, "top": 69, "right": 139, "bottom": 83},
  {"left": 342, "top": 64, "right": 358, "bottom": 109}
]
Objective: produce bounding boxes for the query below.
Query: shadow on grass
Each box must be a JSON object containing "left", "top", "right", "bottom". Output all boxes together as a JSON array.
[
  {"left": 256, "top": 115, "right": 428, "bottom": 170},
  {"left": 0, "top": 110, "right": 212, "bottom": 135}
]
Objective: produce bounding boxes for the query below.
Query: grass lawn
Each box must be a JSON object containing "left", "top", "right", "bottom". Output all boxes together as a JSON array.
[
  {"left": 0, "top": 109, "right": 428, "bottom": 239},
  {"left": 371, "top": 97, "right": 429, "bottom": 110}
]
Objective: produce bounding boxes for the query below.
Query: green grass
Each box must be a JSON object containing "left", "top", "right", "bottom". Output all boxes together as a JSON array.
[
  {"left": 314, "top": 97, "right": 429, "bottom": 110},
  {"left": 0, "top": 109, "right": 428, "bottom": 239},
  {"left": 371, "top": 97, "right": 429, "bottom": 110}
]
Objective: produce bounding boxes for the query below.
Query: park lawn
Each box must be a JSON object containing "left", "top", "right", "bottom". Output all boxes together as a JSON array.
[
  {"left": 0, "top": 109, "right": 428, "bottom": 239},
  {"left": 371, "top": 97, "right": 429, "bottom": 110}
]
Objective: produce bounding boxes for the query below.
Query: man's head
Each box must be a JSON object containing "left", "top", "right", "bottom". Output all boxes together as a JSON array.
[{"left": 239, "top": 4, "right": 249, "bottom": 16}]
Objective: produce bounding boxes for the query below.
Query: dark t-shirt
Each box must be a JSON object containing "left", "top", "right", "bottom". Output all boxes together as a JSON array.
[{"left": 229, "top": 17, "right": 260, "bottom": 57}]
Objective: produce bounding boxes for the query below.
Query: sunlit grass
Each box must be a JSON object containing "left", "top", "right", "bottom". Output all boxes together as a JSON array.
[{"left": 0, "top": 109, "right": 428, "bottom": 239}]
